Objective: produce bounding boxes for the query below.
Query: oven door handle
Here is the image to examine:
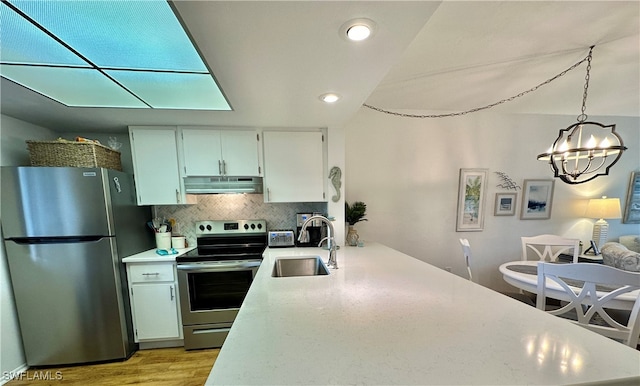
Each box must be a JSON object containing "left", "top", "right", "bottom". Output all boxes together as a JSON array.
[{"left": 176, "top": 261, "right": 261, "bottom": 272}]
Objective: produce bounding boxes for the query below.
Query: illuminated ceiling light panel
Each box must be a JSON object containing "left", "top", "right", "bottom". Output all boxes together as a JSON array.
[
  {"left": 1, "top": 65, "right": 149, "bottom": 108},
  {"left": 105, "top": 70, "right": 229, "bottom": 110},
  {"left": 0, "top": 0, "right": 231, "bottom": 110},
  {"left": 1, "top": 5, "right": 89, "bottom": 67}
]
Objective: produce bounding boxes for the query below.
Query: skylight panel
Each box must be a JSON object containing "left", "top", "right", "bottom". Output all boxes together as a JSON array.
[
  {"left": 1, "top": 0, "right": 230, "bottom": 110},
  {"left": 9, "top": 0, "right": 208, "bottom": 72},
  {"left": 1, "top": 65, "right": 149, "bottom": 108},
  {"left": 105, "top": 70, "right": 229, "bottom": 110},
  {"left": 0, "top": 2, "right": 89, "bottom": 66}
]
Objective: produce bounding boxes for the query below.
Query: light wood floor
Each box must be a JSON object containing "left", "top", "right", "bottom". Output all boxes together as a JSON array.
[{"left": 6, "top": 347, "right": 219, "bottom": 386}]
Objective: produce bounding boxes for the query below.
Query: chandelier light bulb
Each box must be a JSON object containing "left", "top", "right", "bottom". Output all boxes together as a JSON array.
[
  {"left": 558, "top": 140, "right": 569, "bottom": 152},
  {"left": 585, "top": 135, "right": 597, "bottom": 148},
  {"left": 599, "top": 137, "right": 610, "bottom": 148}
]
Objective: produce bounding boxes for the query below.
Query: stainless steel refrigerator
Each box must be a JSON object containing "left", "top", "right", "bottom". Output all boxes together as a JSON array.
[{"left": 1, "top": 166, "right": 154, "bottom": 366}]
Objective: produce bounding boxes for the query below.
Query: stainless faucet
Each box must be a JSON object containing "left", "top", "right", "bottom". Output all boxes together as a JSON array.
[{"left": 298, "top": 215, "right": 338, "bottom": 269}]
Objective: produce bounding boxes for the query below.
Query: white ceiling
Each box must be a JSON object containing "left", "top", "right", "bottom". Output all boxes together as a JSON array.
[{"left": 1, "top": 1, "right": 638, "bottom": 133}]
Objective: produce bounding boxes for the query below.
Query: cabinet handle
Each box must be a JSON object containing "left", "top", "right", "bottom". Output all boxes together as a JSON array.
[
  {"left": 222, "top": 160, "right": 227, "bottom": 175},
  {"left": 142, "top": 272, "right": 160, "bottom": 276},
  {"left": 176, "top": 189, "right": 180, "bottom": 203},
  {"left": 218, "top": 160, "right": 222, "bottom": 175},
  {"left": 267, "top": 188, "right": 270, "bottom": 201},
  {"left": 170, "top": 285, "right": 175, "bottom": 301}
]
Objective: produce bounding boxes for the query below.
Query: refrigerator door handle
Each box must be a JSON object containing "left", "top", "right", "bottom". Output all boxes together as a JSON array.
[
  {"left": 7, "top": 236, "right": 107, "bottom": 244},
  {"left": 113, "top": 177, "right": 122, "bottom": 193}
]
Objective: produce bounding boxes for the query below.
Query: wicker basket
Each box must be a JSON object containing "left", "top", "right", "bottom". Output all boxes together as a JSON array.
[{"left": 26, "top": 140, "right": 123, "bottom": 171}]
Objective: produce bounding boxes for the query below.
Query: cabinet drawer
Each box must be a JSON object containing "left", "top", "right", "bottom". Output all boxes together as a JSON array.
[{"left": 129, "top": 263, "right": 174, "bottom": 283}]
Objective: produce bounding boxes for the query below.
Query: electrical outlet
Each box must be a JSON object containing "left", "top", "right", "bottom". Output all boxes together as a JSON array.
[{"left": 445, "top": 267, "right": 452, "bottom": 272}]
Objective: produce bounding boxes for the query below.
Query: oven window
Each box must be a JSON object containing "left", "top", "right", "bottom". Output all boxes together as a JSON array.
[{"left": 187, "top": 270, "right": 253, "bottom": 311}]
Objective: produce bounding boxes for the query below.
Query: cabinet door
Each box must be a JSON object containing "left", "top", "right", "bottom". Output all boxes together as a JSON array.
[
  {"left": 182, "top": 129, "right": 223, "bottom": 176},
  {"left": 221, "top": 130, "right": 260, "bottom": 176},
  {"left": 263, "top": 131, "right": 325, "bottom": 203},
  {"left": 131, "top": 283, "right": 180, "bottom": 341},
  {"left": 129, "top": 127, "right": 183, "bottom": 205}
]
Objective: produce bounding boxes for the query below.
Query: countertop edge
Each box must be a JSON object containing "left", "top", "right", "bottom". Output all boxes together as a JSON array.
[{"left": 123, "top": 247, "right": 195, "bottom": 263}]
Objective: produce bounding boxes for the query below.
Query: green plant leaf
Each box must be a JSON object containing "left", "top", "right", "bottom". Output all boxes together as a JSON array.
[{"left": 345, "top": 201, "right": 367, "bottom": 225}]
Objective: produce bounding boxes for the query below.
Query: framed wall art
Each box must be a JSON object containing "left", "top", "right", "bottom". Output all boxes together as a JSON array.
[
  {"left": 520, "top": 179, "right": 555, "bottom": 220},
  {"left": 494, "top": 193, "right": 517, "bottom": 216},
  {"left": 456, "top": 168, "right": 488, "bottom": 231},
  {"left": 623, "top": 171, "right": 640, "bottom": 224}
]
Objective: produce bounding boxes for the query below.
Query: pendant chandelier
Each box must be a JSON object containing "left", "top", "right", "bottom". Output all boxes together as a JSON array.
[{"left": 537, "top": 46, "right": 627, "bottom": 185}]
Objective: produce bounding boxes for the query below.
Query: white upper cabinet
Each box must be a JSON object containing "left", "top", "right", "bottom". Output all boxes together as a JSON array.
[
  {"left": 129, "top": 126, "right": 186, "bottom": 205},
  {"left": 180, "top": 128, "right": 260, "bottom": 177},
  {"left": 262, "top": 130, "right": 326, "bottom": 203}
]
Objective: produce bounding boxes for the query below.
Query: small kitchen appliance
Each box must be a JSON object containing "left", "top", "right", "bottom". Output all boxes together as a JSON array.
[
  {"left": 268, "top": 230, "right": 295, "bottom": 247},
  {"left": 176, "top": 219, "right": 267, "bottom": 350},
  {"left": 295, "top": 213, "right": 327, "bottom": 247}
]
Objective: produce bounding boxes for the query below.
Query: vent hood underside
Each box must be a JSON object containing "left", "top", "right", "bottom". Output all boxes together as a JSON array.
[{"left": 184, "top": 176, "right": 263, "bottom": 194}]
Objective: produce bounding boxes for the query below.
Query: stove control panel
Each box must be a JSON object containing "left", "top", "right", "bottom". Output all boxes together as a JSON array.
[{"left": 196, "top": 219, "right": 266, "bottom": 236}]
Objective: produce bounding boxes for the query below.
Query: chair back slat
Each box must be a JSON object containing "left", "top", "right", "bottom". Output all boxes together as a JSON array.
[
  {"left": 536, "top": 262, "right": 640, "bottom": 348},
  {"left": 459, "top": 239, "right": 473, "bottom": 282},
  {"left": 521, "top": 234, "right": 580, "bottom": 263}
]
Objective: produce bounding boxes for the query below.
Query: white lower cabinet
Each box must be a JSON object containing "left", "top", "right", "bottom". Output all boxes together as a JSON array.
[{"left": 126, "top": 262, "right": 182, "bottom": 342}]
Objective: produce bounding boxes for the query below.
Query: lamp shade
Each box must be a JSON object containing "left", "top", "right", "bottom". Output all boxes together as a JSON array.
[{"left": 584, "top": 197, "right": 622, "bottom": 219}]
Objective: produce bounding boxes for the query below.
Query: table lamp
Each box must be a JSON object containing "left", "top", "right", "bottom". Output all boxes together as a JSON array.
[{"left": 584, "top": 196, "right": 622, "bottom": 250}]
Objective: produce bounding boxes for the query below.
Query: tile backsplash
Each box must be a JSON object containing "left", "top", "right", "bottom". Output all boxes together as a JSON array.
[{"left": 154, "top": 194, "right": 326, "bottom": 246}]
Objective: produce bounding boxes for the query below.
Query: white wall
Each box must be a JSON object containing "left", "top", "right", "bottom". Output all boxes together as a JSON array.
[
  {"left": 345, "top": 109, "right": 640, "bottom": 291},
  {"left": 0, "top": 114, "right": 56, "bottom": 380},
  {"left": 327, "top": 125, "right": 346, "bottom": 244}
]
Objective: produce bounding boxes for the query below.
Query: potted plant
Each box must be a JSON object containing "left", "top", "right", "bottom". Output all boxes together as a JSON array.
[{"left": 345, "top": 201, "right": 367, "bottom": 246}]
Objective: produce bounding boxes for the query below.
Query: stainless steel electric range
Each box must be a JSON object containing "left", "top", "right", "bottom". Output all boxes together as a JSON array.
[{"left": 176, "top": 219, "right": 267, "bottom": 350}]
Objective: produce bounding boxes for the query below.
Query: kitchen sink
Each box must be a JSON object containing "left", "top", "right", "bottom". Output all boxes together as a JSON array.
[{"left": 272, "top": 256, "right": 330, "bottom": 277}]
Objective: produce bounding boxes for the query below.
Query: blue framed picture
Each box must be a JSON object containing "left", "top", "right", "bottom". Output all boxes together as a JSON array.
[{"left": 520, "top": 179, "right": 555, "bottom": 220}]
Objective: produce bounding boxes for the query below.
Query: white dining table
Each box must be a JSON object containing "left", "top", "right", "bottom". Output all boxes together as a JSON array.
[{"left": 499, "top": 260, "right": 640, "bottom": 310}]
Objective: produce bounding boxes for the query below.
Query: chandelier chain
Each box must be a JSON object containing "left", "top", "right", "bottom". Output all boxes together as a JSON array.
[
  {"left": 363, "top": 47, "right": 594, "bottom": 119},
  {"left": 578, "top": 46, "right": 594, "bottom": 123}
]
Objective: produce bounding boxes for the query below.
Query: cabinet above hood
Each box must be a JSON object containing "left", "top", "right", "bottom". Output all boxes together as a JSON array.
[{"left": 183, "top": 176, "right": 263, "bottom": 194}]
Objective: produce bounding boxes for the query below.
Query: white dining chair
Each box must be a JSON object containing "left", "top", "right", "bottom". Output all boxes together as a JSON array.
[
  {"left": 459, "top": 239, "right": 535, "bottom": 306},
  {"left": 521, "top": 234, "right": 580, "bottom": 263},
  {"left": 536, "top": 262, "right": 640, "bottom": 348}
]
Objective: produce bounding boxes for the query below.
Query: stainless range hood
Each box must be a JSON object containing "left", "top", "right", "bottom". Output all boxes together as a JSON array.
[{"left": 183, "top": 176, "right": 263, "bottom": 194}]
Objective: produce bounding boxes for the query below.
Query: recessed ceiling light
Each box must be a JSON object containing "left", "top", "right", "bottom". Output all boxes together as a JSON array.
[
  {"left": 340, "top": 18, "right": 376, "bottom": 42},
  {"left": 319, "top": 93, "right": 340, "bottom": 103},
  {"left": 346, "top": 24, "right": 371, "bottom": 41}
]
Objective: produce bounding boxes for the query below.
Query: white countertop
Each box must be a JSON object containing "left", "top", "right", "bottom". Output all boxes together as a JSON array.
[
  {"left": 122, "top": 247, "right": 195, "bottom": 263},
  {"left": 206, "top": 243, "right": 640, "bottom": 385}
]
